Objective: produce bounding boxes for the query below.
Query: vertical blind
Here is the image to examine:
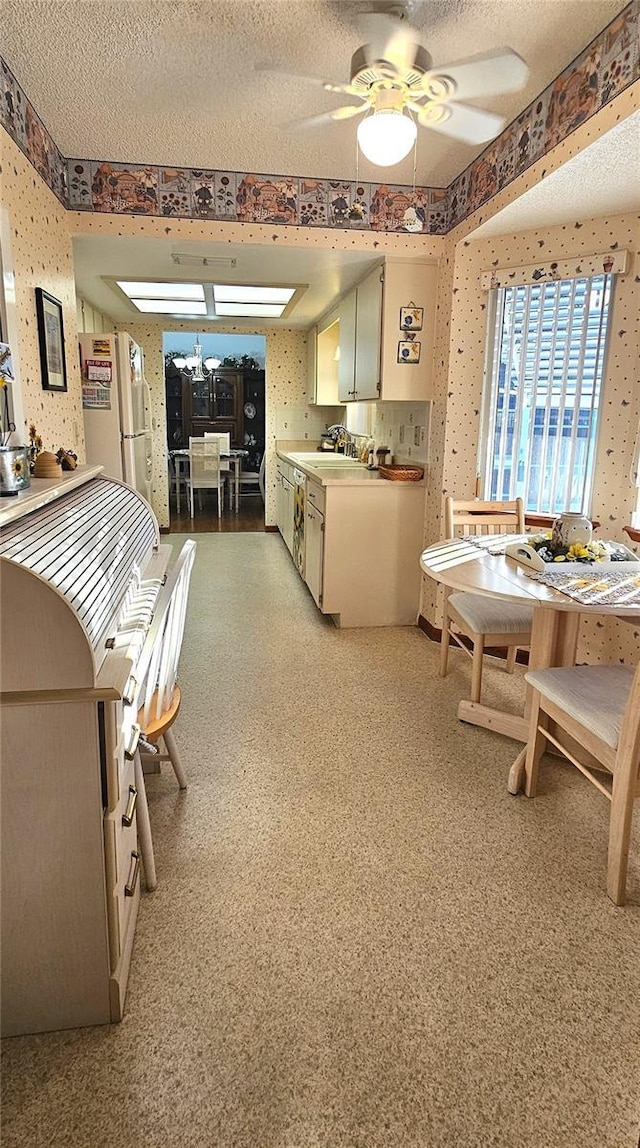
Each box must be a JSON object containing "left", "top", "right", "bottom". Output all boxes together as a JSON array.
[{"left": 483, "top": 275, "right": 611, "bottom": 514}]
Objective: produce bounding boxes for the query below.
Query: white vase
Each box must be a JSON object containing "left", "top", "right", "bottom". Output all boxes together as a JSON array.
[{"left": 551, "top": 511, "right": 593, "bottom": 550}]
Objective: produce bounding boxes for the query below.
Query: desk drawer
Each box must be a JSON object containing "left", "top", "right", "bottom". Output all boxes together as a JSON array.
[{"left": 104, "top": 755, "right": 139, "bottom": 967}]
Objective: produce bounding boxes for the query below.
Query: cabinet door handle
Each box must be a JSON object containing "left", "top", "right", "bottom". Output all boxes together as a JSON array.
[
  {"left": 122, "top": 786, "right": 138, "bottom": 828},
  {"left": 124, "top": 724, "right": 141, "bottom": 761},
  {"left": 125, "top": 851, "right": 141, "bottom": 897},
  {"left": 123, "top": 675, "right": 138, "bottom": 706}
]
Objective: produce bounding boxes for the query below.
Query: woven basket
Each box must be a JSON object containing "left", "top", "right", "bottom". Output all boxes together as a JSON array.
[{"left": 378, "top": 464, "right": 424, "bottom": 482}]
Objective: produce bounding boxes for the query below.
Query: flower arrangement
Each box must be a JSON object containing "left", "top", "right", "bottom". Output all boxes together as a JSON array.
[
  {"left": 531, "top": 535, "right": 608, "bottom": 564},
  {"left": 28, "top": 423, "right": 44, "bottom": 472}
]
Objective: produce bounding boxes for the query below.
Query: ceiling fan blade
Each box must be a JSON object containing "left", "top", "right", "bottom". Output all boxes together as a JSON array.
[
  {"left": 291, "top": 104, "right": 367, "bottom": 132},
  {"left": 330, "top": 103, "right": 369, "bottom": 121},
  {"left": 421, "top": 48, "right": 529, "bottom": 101},
  {"left": 255, "top": 62, "right": 343, "bottom": 89},
  {"left": 418, "top": 101, "right": 505, "bottom": 144},
  {"left": 357, "top": 13, "right": 418, "bottom": 75}
]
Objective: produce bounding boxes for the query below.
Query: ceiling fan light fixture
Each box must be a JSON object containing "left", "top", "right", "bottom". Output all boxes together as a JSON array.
[{"left": 357, "top": 108, "right": 417, "bottom": 166}]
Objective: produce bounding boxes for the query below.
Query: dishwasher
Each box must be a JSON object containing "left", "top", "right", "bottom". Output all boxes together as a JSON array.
[{"left": 292, "top": 467, "right": 306, "bottom": 578}]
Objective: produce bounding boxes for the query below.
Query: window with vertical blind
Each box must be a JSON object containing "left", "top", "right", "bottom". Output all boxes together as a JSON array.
[{"left": 481, "top": 275, "right": 612, "bottom": 515}]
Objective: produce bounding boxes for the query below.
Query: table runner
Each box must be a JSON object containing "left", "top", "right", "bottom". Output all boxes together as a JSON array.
[{"left": 527, "top": 564, "right": 640, "bottom": 606}]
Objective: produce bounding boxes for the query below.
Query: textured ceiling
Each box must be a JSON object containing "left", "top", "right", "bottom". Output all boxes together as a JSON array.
[
  {"left": 0, "top": 0, "right": 625, "bottom": 186},
  {"left": 472, "top": 111, "right": 640, "bottom": 237}
]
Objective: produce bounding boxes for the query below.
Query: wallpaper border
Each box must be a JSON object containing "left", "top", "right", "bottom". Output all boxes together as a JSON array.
[{"left": 1, "top": 1, "right": 637, "bottom": 235}]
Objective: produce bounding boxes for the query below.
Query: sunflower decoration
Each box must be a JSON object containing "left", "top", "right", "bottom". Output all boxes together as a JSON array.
[
  {"left": 27, "top": 423, "right": 44, "bottom": 472},
  {"left": 11, "top": 454, "right": 25, "bottom": 479}
]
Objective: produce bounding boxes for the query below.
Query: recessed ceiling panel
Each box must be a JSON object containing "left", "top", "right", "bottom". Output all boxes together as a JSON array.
[
  {"left": 131, "top": 299, "right": 208, "bottom": 314},
  {"left": 214, "top": 303, "right": 286, "bottom": 317},
  {"left": 118, "top": 281, "right": 205, "bottom": 299},
  {"left": 213, "top": 285, "right": 296, "bottom": 305}
]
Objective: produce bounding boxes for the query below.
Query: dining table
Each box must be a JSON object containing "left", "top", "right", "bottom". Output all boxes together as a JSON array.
[
  {"left": 170, "top": 447, "right": 249, "bottom": 514},
  {"left": 420, "top": 535, "right": 640, "bottom": 794}
]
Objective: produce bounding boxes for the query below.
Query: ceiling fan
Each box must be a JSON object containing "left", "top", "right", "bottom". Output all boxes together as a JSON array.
[{"left": 267, "top": 10, "right": 529, "bottom": 167}]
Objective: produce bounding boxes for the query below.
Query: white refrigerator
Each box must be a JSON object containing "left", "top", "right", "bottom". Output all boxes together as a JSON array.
[{"left": 79, "top": 332, "right": 153, "bottom": 503}]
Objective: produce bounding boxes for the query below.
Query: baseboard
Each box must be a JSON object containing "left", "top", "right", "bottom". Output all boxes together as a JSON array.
[
  {"left": 265, "top": 524, "right": 279, "bottom": 533},
  {"left": 418, "top": 614, "right": 529, "bottom": 665},
  {"left": 159, "top": 526, "right": 170, "bottom": 534}
]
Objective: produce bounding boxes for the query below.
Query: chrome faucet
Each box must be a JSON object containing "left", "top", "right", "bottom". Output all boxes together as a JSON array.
[{"left": 328, "top": 424, "right": 357, "bottom": 456}]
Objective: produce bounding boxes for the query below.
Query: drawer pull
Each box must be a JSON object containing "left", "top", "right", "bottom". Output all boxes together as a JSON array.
[
  {"left": 124, "top": 724, "right": 141, "bottom": 761},
  {"left": 122, "top": 786, "right": 138, "bottom": 828},
  {"left": 124, "top": 851, "right": 140, "bottom": 897},
  {"left": 123, "top": 675, "right": 137, "bottom": 706}
]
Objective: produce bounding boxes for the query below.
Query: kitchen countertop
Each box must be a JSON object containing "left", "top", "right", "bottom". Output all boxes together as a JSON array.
[
  {"left": 0, "top": 464, "right": 105, "bottom": 526},
  {"left": 276, "top": 449, "right": 425, "bottom": 488}
]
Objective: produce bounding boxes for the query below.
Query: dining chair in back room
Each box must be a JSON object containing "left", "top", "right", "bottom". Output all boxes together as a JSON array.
[{"left": 188, "top": 436, "right": 224, "bottom": 518}]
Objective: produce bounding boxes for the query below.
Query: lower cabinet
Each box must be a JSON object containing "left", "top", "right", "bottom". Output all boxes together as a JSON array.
[
  {"left": 282, "top": 477, "right": 294, "bottom": 555},
  {"left": 276, "top": 457, "right": 425, "bottom": 627},
  {"left": 305, "top": 501, "right": 325, "bottom": 607}
]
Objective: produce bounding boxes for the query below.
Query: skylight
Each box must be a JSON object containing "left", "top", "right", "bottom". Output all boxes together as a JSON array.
[
  {"left": 213, "top": 285, "right": 295, "bottom": 305},
  {"left": 117, "top": 281, "right": 205, "bottom": 300},
  {"left": 131, "top": 299, "right": 208, "bottom": 315},
  {"left": 214, "top": 303, "right": 286, "bottom": 318}
]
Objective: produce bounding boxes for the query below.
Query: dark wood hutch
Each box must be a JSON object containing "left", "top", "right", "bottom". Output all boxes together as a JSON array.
[{"left": 165, "top": 361, "right": 265, "bottom": 471}]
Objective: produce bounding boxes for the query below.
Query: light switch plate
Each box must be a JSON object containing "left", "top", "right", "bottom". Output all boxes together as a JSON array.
[
  {"left": 414, "top": 426, "right": 421, "bottom": 446},
  {"left": 399, "top": 425, "right": 405, "bottom": 444}
]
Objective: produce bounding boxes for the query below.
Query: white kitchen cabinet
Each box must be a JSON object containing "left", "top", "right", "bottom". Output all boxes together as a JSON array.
[
  {"left": 275, "top": 467, "right": 284, "bottom": 534},
  {"left": 378, "top": 259, "right": 438, "bottom": 402},
  {"left": 314, "top": 311, "right": 340, "bottom": 405},
  {"left": 277, "top": 451, "right": 424, "bottom": 628},
  {"left": 354, "top": 265, "right": 383, "bottom": 400},
  {"left": 305, "top": 481, "right": 325, "bottom": 607},
  {"left": 329, "top": 258, "right": 438, "bottom": 404},
  {"left": 282, "top": 476, "right": 294, "bottom": 555},
  {"left": 337, "top": 291, "right": 357, "bottom": 402}
]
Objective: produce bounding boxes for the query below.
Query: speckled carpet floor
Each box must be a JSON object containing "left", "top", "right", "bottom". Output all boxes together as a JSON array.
[{"left": 2, "top": 534, "right": 639, "bottom": 1148}]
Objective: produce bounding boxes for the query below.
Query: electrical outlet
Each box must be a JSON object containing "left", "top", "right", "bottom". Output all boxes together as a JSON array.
[
  {"left": 420, "top": 426, "right": 426, "bottom": 445},
  {"left": 414, "top": 425, "right": 421, "bottom": 447},
  {"left": 399, "top": 425, "right": 405, "bottom": 444}
]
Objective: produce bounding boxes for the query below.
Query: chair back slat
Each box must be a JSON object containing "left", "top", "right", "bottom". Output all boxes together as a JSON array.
[
  {"left": 136, "top": 540, "right": 197, "bottom": 727},
  {"left": 444, "top": 496, "right": 525, "bottom": 538},
  {"left": 189, "top": 437, "right": 221, "bottom": 491},
  {"left": 204, "top": 431, "right": 231, "bottom": 454}
]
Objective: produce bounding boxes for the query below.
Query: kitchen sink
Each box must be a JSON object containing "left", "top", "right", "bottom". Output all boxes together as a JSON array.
[{"left": 292, "top": 453, "right": 365, "bottom": 468}]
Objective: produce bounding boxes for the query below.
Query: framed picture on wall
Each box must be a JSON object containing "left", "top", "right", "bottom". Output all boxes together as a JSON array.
[
  {"left": 35, "top": 288, "right": 67, "bottom": 392},
  {"left": 399, "top": 306, "right": 423, "bottom": 332},
  {"left": 397, "top": 340, "right": 421, "bottom": 364}
]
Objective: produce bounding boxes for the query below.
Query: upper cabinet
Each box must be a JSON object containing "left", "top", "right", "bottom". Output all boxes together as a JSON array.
[
  {"left": 314, "top": 310, "right": 341, "bottom": 405},
  {"left": 337, "top": 292, "right": 357, "bottom": 402},
  {"left": 309, "top": 257, "right": 438, "bottom": 405}
]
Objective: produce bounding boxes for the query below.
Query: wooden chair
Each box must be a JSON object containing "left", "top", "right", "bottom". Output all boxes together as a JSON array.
[
  {"left": 524, "top": 661, "right": 640, "bottom": 905},
  {"left": 131, "top": 539, "right": 197, "bottom": 890},
  {"left": 189, "top": 436, "right": 224, "bottom": 518},
  {"left": 440, "top": 497, "right": 533, "bottom": 702}
]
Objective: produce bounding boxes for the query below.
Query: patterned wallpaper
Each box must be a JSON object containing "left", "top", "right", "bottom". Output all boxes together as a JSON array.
[
  {"left": 420, "top": 210, "right": 640, "bottom": 666},
  {"left": 116, "top": 320, "right": 316, "bottom": 529},
  {"left": 0, "top": 131, "right": 85, "bottom": 459},
  {"left": 1, "top": 1, "right": 637, "bottom": 235}
]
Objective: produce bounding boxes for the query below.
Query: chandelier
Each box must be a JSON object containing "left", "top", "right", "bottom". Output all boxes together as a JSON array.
[{"left": 173, "top": 339, "right": 221, "bottom": 380}]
